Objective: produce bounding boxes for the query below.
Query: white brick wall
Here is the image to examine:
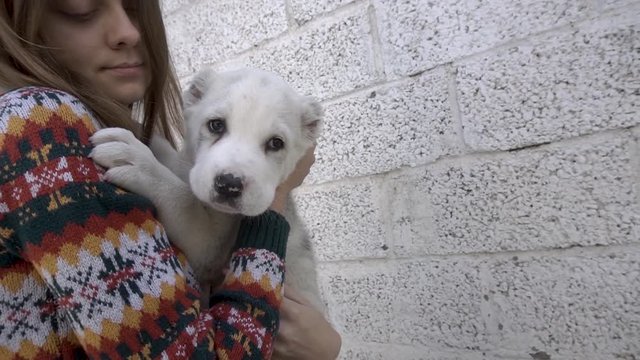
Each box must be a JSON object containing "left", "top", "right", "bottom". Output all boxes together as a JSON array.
[{"left": 163, "top": 0, "right": 640, "bottom": 358}]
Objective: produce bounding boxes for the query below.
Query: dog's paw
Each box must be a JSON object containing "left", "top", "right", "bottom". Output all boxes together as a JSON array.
[{"left": 89, "top": 128, "right": 163, "bottom": 195}]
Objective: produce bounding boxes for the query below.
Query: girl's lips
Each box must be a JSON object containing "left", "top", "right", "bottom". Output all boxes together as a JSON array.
[{"left": 103, "top": 64, "right": 144, "bottom": 77}]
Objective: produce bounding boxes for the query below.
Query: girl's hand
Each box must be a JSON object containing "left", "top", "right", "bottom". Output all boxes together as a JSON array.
[
  {"left": 272, "top": 286, "right": 341, "bottom": 360},
  {"left": 270, "top": 145, "right": 316, "bottom": 214}
]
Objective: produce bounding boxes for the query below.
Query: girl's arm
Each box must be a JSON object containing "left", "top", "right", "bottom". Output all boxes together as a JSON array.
[{"left": 0, "top": 87, "right": 286, "bottom": 359}]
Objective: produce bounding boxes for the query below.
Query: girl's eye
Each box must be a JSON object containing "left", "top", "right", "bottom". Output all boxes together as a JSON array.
[
  {"left": 60, "top": 10, "right": 97, "bottom": 22},
  {"left": 207, "top": 119, "right": 226, "bottom": 135},
  {"left": 123, "top": 0, "right": 139, "bottom": 14},
  {"left": 125, "top": 7, "right": 138, "bottom": 15},
  {"left": 124, "top": 5, "right": 139, "bottom": 16},
  {"left": 266, "top": 137, "right": 285, "bottom": 152}
]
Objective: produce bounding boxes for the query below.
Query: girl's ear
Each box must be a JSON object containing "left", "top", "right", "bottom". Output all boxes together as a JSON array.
[{"left": 301, "top": 97, "right": 323, "bottom": 141}]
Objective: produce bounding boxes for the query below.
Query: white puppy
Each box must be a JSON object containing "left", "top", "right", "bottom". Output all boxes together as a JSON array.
[{"left": 90, "top": 68, "right": 324, "bottom": 310}]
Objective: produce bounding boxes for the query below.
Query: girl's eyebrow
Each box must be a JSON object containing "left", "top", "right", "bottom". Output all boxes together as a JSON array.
[{"left": 55, "top": 0, "right": 100, "bottom": 11}]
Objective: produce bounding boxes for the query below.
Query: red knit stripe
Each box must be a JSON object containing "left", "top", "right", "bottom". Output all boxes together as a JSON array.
[
  {"left": 223, "top": 278, "right": 282, "bottom": 308},
  {"left": 0, "top": 156, "right": 102, "bottom": 212},
  {"left": 212, "top": 302, "right": 274, "bottom": 353},
  {"left": 1, "top": 112, "right": 93, "bottom": 163},
  {"left": 22, "top": 208, "right": 158, "bottom": 263}
]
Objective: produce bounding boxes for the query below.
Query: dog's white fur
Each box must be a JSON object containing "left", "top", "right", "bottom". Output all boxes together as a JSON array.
[{"left": 90, "top": 68, "right": 324, "bottom": 310}]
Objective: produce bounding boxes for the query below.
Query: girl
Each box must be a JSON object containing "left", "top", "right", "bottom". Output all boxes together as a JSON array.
[{"left": 0, "top": 0, "right": 340, "bottom": 359}]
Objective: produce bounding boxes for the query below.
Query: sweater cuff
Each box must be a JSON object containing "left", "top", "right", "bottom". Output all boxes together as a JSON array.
[{"left": 235, "top": 210, "right": 290, "bottom": 259}]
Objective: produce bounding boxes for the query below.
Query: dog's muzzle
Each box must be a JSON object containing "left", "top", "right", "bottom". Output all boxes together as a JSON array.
[{"left": 214, "top": 173, "right": 244, "bottom": 199}]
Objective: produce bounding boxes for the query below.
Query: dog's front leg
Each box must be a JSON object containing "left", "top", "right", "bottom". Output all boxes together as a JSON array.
[
  {"left": 89, "top": 128, "right": 234, "bottom": 283},
  {"left": 149, "top": 133, "right": 193, "bottom": 182}
]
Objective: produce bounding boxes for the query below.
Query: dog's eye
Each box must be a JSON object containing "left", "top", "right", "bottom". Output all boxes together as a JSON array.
[
  {"left": 207, "top": 118, "right": 226, "bottom": 134},
  {"left": 266, "top": 137, "right": 285, "bottom": 151}
]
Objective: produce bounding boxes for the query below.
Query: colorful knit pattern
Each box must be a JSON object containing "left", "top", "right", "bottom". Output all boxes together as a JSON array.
[{"left": 0, "top": 87, "right": 285, "bottom": 359}]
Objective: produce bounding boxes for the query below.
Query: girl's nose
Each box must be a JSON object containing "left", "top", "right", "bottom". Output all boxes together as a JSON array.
[{"left": 105, "top": 6, "right": 141, "bottom": 49}]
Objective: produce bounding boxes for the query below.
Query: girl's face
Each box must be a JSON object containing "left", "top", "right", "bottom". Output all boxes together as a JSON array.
[{"left": 40, "top": 0, "right": 150, "bottom": 105}]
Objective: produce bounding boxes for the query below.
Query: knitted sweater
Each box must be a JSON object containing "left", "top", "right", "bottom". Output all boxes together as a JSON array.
[{"left": 0, "top": 86, "right": 289, "bottom": 359}]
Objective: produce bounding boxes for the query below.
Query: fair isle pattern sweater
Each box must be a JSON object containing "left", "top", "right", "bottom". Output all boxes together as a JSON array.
[{"left": 0, "top": 87, "right": 289, "bottom": 359}]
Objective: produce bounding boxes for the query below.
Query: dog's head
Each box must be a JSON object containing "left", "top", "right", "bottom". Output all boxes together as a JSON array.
[{"left": 182, "top": 68, "right": 322, "bottom": 216}]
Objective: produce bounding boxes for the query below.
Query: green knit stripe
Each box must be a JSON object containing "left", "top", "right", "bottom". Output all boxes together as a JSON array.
[
  {"left": 235, "top": 210, "right": 289, "bottom": 259},
  {"left": 0, "top": 181, "right": 157, "bottom": 253}
]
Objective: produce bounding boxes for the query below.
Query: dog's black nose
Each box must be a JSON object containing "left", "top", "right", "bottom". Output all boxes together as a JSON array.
[{"left": 214, "top": 173, "right": 244, "bottom": 198}]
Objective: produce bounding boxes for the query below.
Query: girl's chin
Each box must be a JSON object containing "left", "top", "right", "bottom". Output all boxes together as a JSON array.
[
  {"left": 109, "top": 87, "right": 147, "bottom": 105},
  {"left": 97, "top": 76, "right": 148, "bottom": 105}
]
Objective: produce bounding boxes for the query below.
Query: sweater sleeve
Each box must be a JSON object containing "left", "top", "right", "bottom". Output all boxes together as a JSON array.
[{"left": 0, "top": 87, "right": 288, "bottom": 359}]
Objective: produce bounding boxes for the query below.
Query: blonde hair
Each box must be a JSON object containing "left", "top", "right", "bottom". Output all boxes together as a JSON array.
[{"left": 0, "top": 0, "right": 183, "bottom": 146}]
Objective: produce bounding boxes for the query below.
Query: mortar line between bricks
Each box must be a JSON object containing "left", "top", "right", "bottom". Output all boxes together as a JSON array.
[
  {"left": 445, "top": 64, "right": 472, "bottom": 154},
  {"left": 318, "top": 77, "right": 415, "bottom": 103},
  {"left": 360, "top": 20, "right": 582, "bottom": 80},
  {"left": 299, "top": 126, "right": 639, "bottom": 190},
  {"left": 373, "top": 165, "right": 398, "bottom": 260},
  {"left": 366, "top": 0, "right": 387, "bottom": 81},
  {"left": 283, "top": 0, "right": 297, "bottom": 30},
  {"left": 317, "top": 65, "right": 451, "bottom": 104},
  {"left": 383, "top": 2, "right": 640, "bottom": 81},
  {"left": 211, "top": 48, "right": 450, "bottom": 104},
  {"left": 284, "top": 0, "right": 369, "bottom": 30},
  {"left": 170, "top": 1, "right": 639, "bottom": 87},
  {"left": 317, "top": 243, "right": 640, "bottom": 266},
  {"left": 478, "top": 261, "right": 499, "bottom": 341},
  {"left": 337, "top": 338, "right": 459, "bottom": 354},
  {"left": 178, "top": 68, "right": 402, "bottom": 104},
  {"left": 448, "top": 2, "right": 640, "bottom": 69},
  {"left": 198, "top": 0, "right": 371, "bottom": 70},
  {"left": 335, "top": 339, "right": 464, "bottom": 357},
  {"left": 631, "top": 125, "right": 640, "bottom": 205}
]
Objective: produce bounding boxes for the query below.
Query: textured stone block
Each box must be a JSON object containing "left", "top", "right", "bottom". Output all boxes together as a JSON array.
[
  {"left": 389, "top": 259, "right": 487, "bottom": 349},
  {"left": 293, "top": 180, "right": 388, "bottom": 261},
  {"left": 389, "top": 132, "right": 640, "bottom": 255},
  {"left": 213, "top": 7, "right": 377, "bottom": 100},
  {"left": 289, "top": 0, "right": 356, "bottom": 25},
  {"left": 161, "top": 0, "right": 190, "bottom": 15},
  {"left": 164, "top": 0, "right": 288, "bottom": 77},
  {"left": 374, "top": 0, "right": 591, "bottom": 77},
  {"left": 485, "top": 249, "right": 640, "bottom": 358},
  {"left": 598, "top": 0, "right": 640, "bottom": 11},
  {"left": 387, "top": 171, "right": 437, "bottom": 258},
  {"left": 338, "top": 342, "right": 487, "bottom": 360},
  {"left": 320, "top": 258, "right": 486, "bottom": 349},
  {"left": 161, "top": 0, "right": 640, "bottom": 357},
  {"left": 319, "top": 262, "right": 395, "bottom": 343},
  {"left": 456, "top": 10, "right": 640, "bottom": 151},
  {"left": 309, "top": 68, "right": 461, "bottom": 184},
  {"left": 337, "top": 342, "right": 387, "bottom": 360},
  {"left": 634, "top": 126, "right": 640, "bottom": 187}
]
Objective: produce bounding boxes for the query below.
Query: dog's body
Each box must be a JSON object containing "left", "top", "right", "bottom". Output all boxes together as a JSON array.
[{"left": 90, "top": 68, "right": 324, "bottom": 310}]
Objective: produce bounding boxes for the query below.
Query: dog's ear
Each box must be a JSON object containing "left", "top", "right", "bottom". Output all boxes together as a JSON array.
[
  {"left": 183, "top": 69, "right": 213, "bottom": 107},
  {"left": 301, "top": 97, "right": 323, "bottom": 141}
]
